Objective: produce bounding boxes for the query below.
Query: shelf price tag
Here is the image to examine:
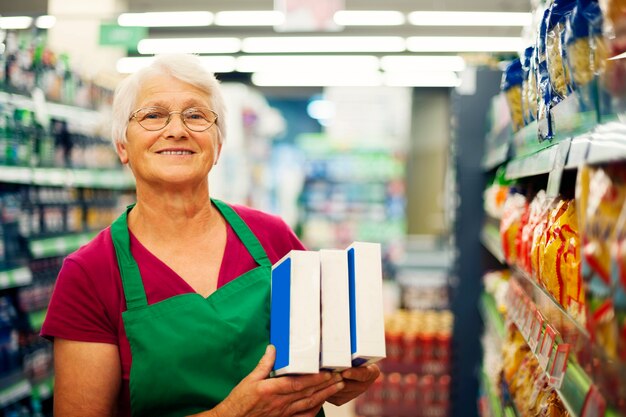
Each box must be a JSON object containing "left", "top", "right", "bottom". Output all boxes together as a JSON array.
[
  {"left": 528, "top": 310, "right": 544, "bottom": 353},
  {"left": 521, "top": 301, "right": 535, "bottom": 339},
  {"left": 538, "top": 325, "right": 557, "bottom": 371},
  {"left": 581, "top": 385, "right": 606, "bottom": 417},
  {"left": 548, "top": 343, "right": 570, "bottom": 389}
]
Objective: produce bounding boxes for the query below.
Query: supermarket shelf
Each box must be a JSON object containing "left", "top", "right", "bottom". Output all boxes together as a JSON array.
[
  {"left": 480, "top": 370, "right": 504, "bottom": 417},
  {"left": 29, "top": 231, "right": 97, "bottom": 259},
  {"left": 479, "top": 293, "right": 505, "bottom": 340},
  {"left": 480, "top": 223, "right": 505, "bottom": 264},
  {"left": 0, "top": 372, "right": 32, "bottom": 408},
  {"left": 0, "top": 91, "right": 100, "bottom": 124},
  {"left": 0, "top": 165, "right": 135, "bottom": 189},
  {"left": 501, "top": 120, "right": 626, "bottom": 180},
  {"left": 505, "top": 143, "right": 560, "bottom": 180},
  {"left": 0, "top": 266, "right": 32, "bottom": 290}
]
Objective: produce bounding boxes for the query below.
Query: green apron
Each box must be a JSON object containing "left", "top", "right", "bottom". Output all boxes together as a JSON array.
[{"left": 111, "top": 199, "right": 325, "bottom": 417}]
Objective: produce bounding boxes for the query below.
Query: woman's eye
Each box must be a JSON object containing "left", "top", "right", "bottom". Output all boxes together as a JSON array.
[
  {"left": 185, "top": 110, "right": 205, "bottom": 120},
  {"left": 143, "top": 110, "right": 167, "bottom": 120}
]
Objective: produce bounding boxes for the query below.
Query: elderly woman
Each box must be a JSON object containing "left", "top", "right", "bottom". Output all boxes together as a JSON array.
[{"left": 41, "top": 54, "right": 379, "bottom": 417}]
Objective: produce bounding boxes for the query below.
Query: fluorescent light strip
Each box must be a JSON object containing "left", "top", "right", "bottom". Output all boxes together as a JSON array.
[
  {"left": 118, "top": 12, "right": 213, "bottom": 27},
  {"left": 407, "top": 36, "right": 523, "bottom": 52},
  {"left": 380, "top": 55, "right": 466, "bottom": 72},
  {"left": 251, "top": 71, "right": 383, "bottom": 87},
  {"left": 117, "top": 56, "right": 237, "bottom": 74},
  {"left": 384, "top": 71, "right": 461, "bottom": 87},
  {"left": 242, "top": 36, "right": 405, "bottom": 53},
  {"left": 215, "top": 11, "right": 284, "bottom": 26},
  {"left": 35, "top": 15, "right": 56, "bottom": 29},
  {"left": 0, "top": 16, "right": 33, "bottom": 30},
  {"left": 236, "top": 55, "right": 380, "bottom": 72},
  {"left": 408, "top": 11, "right": 532, "bottom": 27},
  {"left": 137, "top": 38, "right": 241, "bottom": 54},
  {"left": 333, "top": 11, "right": 405, "bottom": 26}
]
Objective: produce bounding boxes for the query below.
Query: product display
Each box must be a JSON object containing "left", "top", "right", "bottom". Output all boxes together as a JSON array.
[
  {"left": 320, "top": 249, "right": 352, "bottom": 371},
  {"left": 347, "top": 242, "right": 387, "bottom": 367},
  {"left": 271, "top": 250, "right": 321, "bottom": 376}
]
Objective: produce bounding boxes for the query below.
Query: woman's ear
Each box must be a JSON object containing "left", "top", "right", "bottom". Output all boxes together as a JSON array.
[
  {"left": 213, "top": 139, "right": 223, "bottom": 166},
  {"left": 116, "top": 141, "right": 129, "bottom": 164}
]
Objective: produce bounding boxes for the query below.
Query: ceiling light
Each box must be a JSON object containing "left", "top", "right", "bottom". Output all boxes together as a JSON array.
[
  {"left": 35, "top": 15, "right": 56, "bottom": 29},
  {"left": 242, "top": 36, "right": 405, "bottom": 53},
  {"left": 380, "top": 55, "right": 466, "bottom": 72},
  {"left": 236, "top": 55, "right": 379, "bottom": 73},
  {"left": 137, "top": 38, "right": 241, "bottom": 54},
  {"left": 215, "top": 11, "right": 284, "bottom": 26},
  {"left": 406, "top": 36, "right": 523, "bottom": 52},
  {"left": 408, "top": 11, "right": 532, "bottom": 27},
  {"left": 117, "top": 56, "right": 236, "bottom": 74},
  {"left": 383, "top": 71, "right": 461, "bottom": 87},
  {"left": 251, "top": 71, "right": 383, "bottom": 87},
  {"left": 333, "top": 11, "right": 405, "bottom": 26},
  {"left": 307, "top": 99, "right": 336, "bottom": 121},
  {"left": 118, "top": 12, "right": 213, "bottom": 27},
  {"left": 0, "top": 16, "right": 33, "bottom": 30}
]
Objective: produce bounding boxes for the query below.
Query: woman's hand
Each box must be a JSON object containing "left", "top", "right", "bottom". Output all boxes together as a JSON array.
[
  {"left": 326, "top": 364, "right": 381, "bottom": 407},
  {"left": 211, "top": 345, "right": 345, "bottom": 417}
]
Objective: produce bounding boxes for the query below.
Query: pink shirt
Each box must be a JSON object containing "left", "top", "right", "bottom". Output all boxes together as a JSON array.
[{"left": 41, "top": 203, "right": 305, "bottom": 416}]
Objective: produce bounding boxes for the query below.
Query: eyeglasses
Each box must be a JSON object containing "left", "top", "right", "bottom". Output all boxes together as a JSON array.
[{"left": 129, "top": 106, "right": 218, "bottom": 132}]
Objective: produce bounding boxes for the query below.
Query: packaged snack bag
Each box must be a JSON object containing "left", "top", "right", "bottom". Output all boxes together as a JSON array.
[
  {"left": 542, "top": 199, "right": 585, "bottom": 324},
  {"left": 599, "top": 0, "right": 626, "bottom": 117},
  {"left": 565, "top": 0, "right": 606, "bottom": 111},
  {"left": 521, "top": 190, "right": 548, "bottom": 275},
  {"left": 531, "top": 196, "right": 556, "bottom": 283},
  {"left": 538, "top": 7, "right": 555, "bottom": 125},
  {"left": 577, "top": 163, "right": 626, "bottom": 358},
  {"left": 522, "top": 46, "right": 537, "bottom": 125},
  {"left": 500, "top": 192, "right": 528, "bottom": 265},
  {"left": 502, "top": 58, "right": 525, "bottom": 132},
  {"left": 613, "top": 196, "right": 626, "bottom": 360},
  {"left": 546, "top": 0, "right": 577, "bottom": 103}
]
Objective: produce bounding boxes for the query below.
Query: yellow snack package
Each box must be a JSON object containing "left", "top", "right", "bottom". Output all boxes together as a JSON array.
[
  {"left": 578, "top": 163, "right": 626, "bottom": 358},
  {"left": 500, "top": 193, "right": 528, "bottom": 265}
]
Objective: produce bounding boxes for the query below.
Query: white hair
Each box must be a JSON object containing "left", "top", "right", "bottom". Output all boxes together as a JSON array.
[{"left": 111, "top": 53, "right": 227, "bottom": 145}]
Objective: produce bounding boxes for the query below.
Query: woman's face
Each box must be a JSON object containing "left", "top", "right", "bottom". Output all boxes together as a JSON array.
[{"left": 116, "top": 74, "right": 221, "bottom": 189}]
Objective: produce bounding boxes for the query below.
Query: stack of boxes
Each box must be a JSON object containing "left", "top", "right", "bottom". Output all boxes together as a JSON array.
[{"left": 270, "top": 241, "right": 386, "bottom": 376}]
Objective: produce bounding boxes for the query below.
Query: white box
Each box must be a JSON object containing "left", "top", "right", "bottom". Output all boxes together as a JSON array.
[
  {"left": 319, "top": 249, "right": 352, "bottom": 371},
  {"left": 346, "top": 242, "right": 386, "bottom": 366},
  {"left": 271, "top": 250, "right": 321, "bottom": 375}
]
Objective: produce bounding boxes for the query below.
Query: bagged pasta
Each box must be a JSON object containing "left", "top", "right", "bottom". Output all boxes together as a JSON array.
[
  {"left": 502, "top": 58, "right": 525, "bottom": 132},
  {"left": 546, "top": 0, "right": 577, "bottom": 103},
  {"left": 521, "top": 46, "right": 538, "bottom": 125},
  {"left": 538, "top": 7, "right": 553, "bottom": 122},
  {"left": 565, "top": 0, "right": 606, "bottom": 111},
  {"left": 599, "top": 0, "right": 626, "bottom": 117},
  {"left": 577, "top": 163, "right": 626, "bottom": 358}
]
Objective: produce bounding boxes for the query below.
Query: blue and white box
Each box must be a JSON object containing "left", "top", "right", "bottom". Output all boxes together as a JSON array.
[
  {"left": 319, "top": 249, "right": 352, "bottom": 371},
  {"left": 347, "top": 242, "right": 386, "bottom": 366},
  {"left": 271, "top": 250, "right": 321, "bottom": 375}
]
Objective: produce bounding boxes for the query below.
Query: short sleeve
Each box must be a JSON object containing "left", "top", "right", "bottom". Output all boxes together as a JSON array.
[{"left": 41, "top": 258, "right": 117, "bottom": 344}]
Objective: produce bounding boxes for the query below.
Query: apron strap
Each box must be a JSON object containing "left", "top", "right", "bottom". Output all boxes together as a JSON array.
[
  {"left": 212, "top": 199, "right": 271, "bottom": 267},
  {"left": 111, "top": 205, "right": 149, "bottom": 309}
]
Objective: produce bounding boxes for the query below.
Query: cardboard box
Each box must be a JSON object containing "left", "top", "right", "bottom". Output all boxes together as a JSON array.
[
  {"left": 347, "top": 242, "right": 386, "bottom": 366},
  {"left": 271, "top": 250, "right": 321, "bottom": 375},
  {"left": 319, "top": 249, "right": 352, "bottom": 371}
]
